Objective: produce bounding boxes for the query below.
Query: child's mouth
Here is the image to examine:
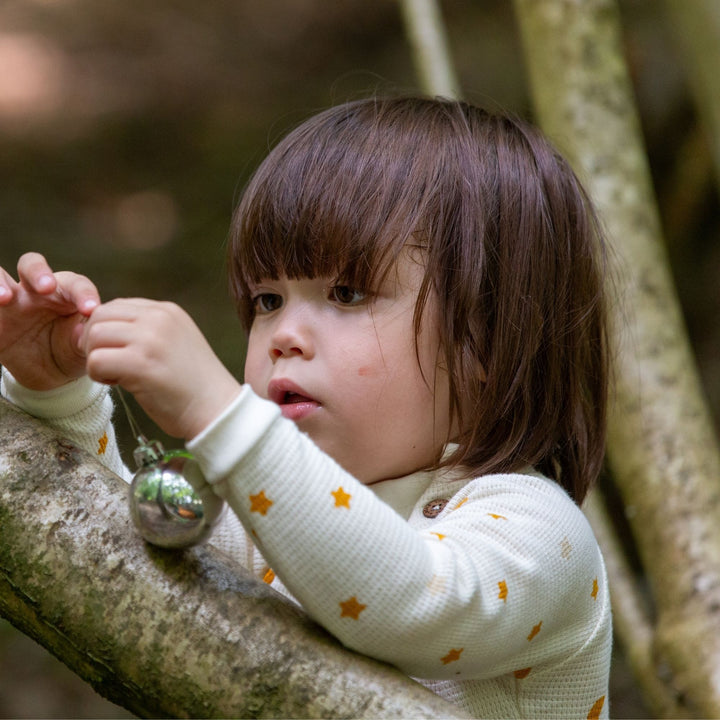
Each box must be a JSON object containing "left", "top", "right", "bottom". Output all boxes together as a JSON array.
[
  {"left": 279, "top": 392, "right": 319, "bottom": 420},
  {"left": 267, "top": 380, "right": 320, "bottom": 421}
]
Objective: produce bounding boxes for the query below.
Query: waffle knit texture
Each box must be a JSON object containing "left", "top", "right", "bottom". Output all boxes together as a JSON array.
[{"left": 2, "top": 370, "right": 612, "bottom": 719}]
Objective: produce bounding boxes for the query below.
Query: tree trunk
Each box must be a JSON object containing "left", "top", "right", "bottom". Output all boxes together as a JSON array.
[
  {"left": 513, "top": 0, "right": 720, "bottom": 717},
  {"left": 0, "top": 398, "right": 467, "bottom": 719}
]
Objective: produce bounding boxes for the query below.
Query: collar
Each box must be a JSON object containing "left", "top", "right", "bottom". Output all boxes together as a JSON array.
[{"left": 370, "top": 445, "right": 463, "bottom": 520}]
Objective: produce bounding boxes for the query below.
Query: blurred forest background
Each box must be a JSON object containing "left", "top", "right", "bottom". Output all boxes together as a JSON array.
[{"left": 0, "top": 0, "right": 718, "bottom": 717}]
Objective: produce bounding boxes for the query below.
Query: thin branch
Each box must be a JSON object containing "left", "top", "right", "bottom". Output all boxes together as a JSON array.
[{"left": 398, "top": 0, "right": 461, "bottom": 99}]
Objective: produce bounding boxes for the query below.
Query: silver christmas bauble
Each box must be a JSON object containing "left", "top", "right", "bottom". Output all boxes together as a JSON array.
[{"left": 129, "top": 441, "right": 219, "bottom": 549}]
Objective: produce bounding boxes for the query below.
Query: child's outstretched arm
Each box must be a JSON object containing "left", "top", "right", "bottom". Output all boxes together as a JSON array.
[
  {"left": 0, "top": 252, "right": 99, "bottom": 390},
  {"left": 184, "top": 388, "right": 611, "bottom": 694}
]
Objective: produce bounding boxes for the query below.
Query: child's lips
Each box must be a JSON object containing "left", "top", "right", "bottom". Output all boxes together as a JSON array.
[{"left": 268, "top": 379, "right": 320, "bottom": 420}]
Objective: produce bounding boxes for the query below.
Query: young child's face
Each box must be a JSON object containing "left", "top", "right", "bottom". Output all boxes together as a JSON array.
[{"left": 243, "top": 252, "right": 451, "bottom": 484}]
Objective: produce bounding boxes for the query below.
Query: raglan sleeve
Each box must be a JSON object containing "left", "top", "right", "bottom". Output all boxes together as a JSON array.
[{"left": 186, "top": 385, "right": 611, "bottom": 682}]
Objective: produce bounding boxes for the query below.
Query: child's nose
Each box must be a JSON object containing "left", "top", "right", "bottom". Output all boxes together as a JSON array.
[{"left": 268, "top": 316, "right": 315, "bottom": 362}]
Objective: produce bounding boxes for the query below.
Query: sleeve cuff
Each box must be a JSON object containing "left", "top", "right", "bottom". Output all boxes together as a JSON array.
[
  {"left": 186, "top": 384, "right": 282, "bottom": 484},
  {"left": 1, "top": 368, "right": 110, "bottom": 420}
]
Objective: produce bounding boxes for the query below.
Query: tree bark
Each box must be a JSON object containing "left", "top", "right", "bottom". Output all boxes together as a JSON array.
[
  {"left": 513, "top": 1, "right": 720, "bottom": 717},
  {"left": 0, "top": 398, "right": 467, "bottom": 719}
]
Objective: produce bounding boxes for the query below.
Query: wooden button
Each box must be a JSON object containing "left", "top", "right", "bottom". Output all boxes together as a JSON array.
[{"left": 423, "top": 498, "right": 448, "bottom": 518}]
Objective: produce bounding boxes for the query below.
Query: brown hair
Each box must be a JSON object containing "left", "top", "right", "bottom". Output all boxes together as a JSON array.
[{"left": 228, "top": 96, "right": 608, "bottom": 504}]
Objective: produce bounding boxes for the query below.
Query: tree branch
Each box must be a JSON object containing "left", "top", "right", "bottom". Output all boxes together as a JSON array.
[
  {"left": 398, "top": 0, "right": 461, "bottom": 99},
  {"left": 0, "top": 397, "right": 467, "bottom": 719}
]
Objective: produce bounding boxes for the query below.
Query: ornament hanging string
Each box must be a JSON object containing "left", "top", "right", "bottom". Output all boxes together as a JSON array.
[{"left": 115, "top": 385, "right": 147, "bottom": 445}]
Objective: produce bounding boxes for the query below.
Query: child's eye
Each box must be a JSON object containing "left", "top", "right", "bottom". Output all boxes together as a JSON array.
[
  {"left": 253, "top": 293, "right": 283, "bottom": 314},
  {"left": 329, "top": 285, "right": 367, "bottom": 306}
]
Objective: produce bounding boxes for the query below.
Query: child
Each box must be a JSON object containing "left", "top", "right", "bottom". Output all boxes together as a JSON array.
[{"left": 0, "top": 96, "right": 611, "bottom": 718}]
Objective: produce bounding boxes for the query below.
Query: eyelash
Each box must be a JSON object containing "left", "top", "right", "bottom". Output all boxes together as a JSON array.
[
  {"left": 251, "top": 285, "right": 368, "bottom": 314},
  {"left": 329, "top": 285, "right": 367, "bottom": 306}
]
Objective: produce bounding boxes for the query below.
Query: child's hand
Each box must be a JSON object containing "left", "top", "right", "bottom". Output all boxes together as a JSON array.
[
  {"left": 82, "top": 298, "right": 242, "bottom": 440},
  {"left": 0, "top": 253, "right": 99, "bottom": 390}
]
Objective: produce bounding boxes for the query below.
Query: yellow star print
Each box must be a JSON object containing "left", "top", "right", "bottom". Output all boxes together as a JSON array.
[
  {"left": 487, "top": 512, "right": 508, "bottom": 520},
  {"left": 249, "top": 490, "right": 273, "bottom": 515},
  {"left": 591, "top": 577, "right": 599, "bottom": 600},
  {"left": 339, "top": 596, "right": 366, "bottom": 620},
  {"left": 430, "top": 532, "right": 446, "bottom": 541},
  {"left": 441, "top": 648, "right": 463, "bottom": 664},
  {"left": 498, "top": 580, "right": 508, "bottom": 602},
  {"left": 262, "top": 568, "right": 275, "bottom": 584},
  {"left": 587, "top": 695, "right": 605, "bottom": 719},
  {"left": 527, "top": 621, "right": 542, "bottom": 642},
  {"left": 331, "top": 486, "right": 351, "bottom": 509},
  {"left": 97, "top": 432, "right": 108, "bottom": 455}
]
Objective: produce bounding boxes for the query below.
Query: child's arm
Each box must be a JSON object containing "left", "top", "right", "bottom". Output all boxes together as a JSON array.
[{"left": 187, "top": 388, "right": 611, "bottom": 684}]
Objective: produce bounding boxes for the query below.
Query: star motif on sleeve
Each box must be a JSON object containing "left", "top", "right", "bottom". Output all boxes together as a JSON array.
[
  {"left": 427, "top": 574, "right": 446, "bottom": 595},
  {"left": 591, "top": 577, "right": 599, "bottom": 600},
  {"left": 527, "top": 621, "right": 543, "bottom": 642},
  {"left": 498, "top": 580, "right": 508, "bottom": 602},
  {"left": 587, "top": 695, "right": 605, "bottom": 719},
  {"left": 560, "top": 537, "right": 573, "bottom": 559},
  {"left": 97, "top": 432, "right": 108, "bottom": 455},
  {"left": 331, "top": 486, "right": 352, "bottom": 509},
  {"left": 441, "top": 647, "right": 464, "bottom": 664},
  {"left": 430, "top": 532, "right": 446, "bottom": 541},
  {"left": 487, "top": 512, "right": 508, "bottom": 520},
  {"left": 339, "top": 596, "right": 366, "bottom": 620},
  {"left": 249, "top": 490, "right": 273, "bottom": 515}
]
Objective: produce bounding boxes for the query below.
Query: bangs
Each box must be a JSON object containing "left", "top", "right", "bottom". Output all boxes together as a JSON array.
[{"left": 228, "top": 99, "right": 444, "bottom": 328}]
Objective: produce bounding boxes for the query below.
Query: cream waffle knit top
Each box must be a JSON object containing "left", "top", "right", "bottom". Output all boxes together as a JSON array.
[{"left": 2, "top": 370, "right": 611, "bottom": 719}]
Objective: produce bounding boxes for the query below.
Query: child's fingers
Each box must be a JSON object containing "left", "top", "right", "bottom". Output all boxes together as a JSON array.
[
  {"left": 0, "top": 267, "right": 19, "bottom": 305},
  {"left": 81, "top": 298, "right": 159, "bottom": 356},
  {"left": 15, "top": 252, "right": 100, "bottom": 316},
  {"left": 53, "top": 271, "right": 101, "bottom": 316},
  {"left": 16, "top": 252, "right": 57, "bottom": 294}
]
